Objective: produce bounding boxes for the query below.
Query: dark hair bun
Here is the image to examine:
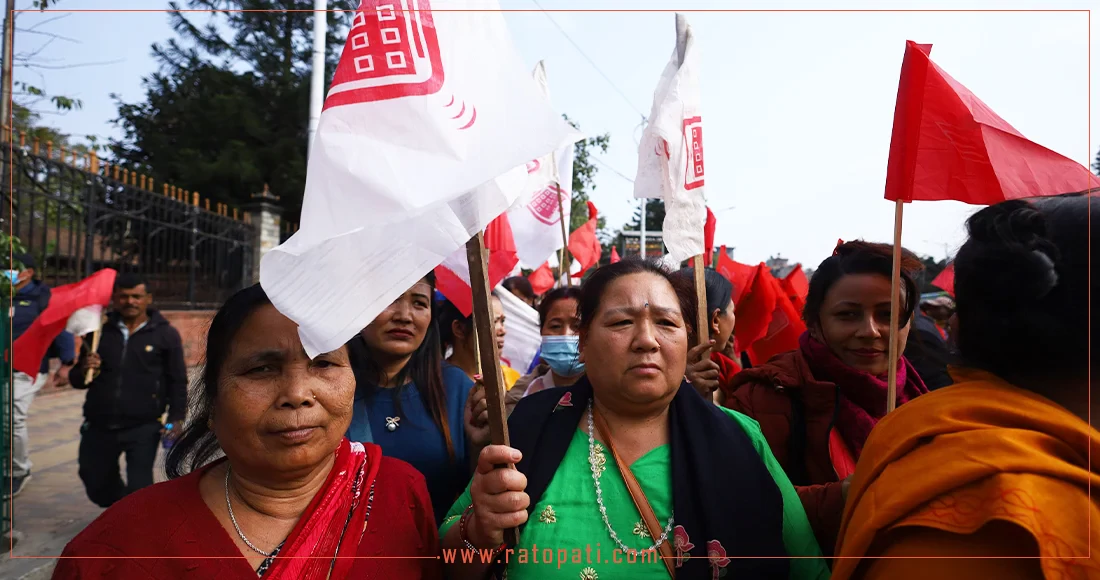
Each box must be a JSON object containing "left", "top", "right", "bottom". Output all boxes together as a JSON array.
[{"left": 963, "top": 200, "right": 1060, "bottom": 302}]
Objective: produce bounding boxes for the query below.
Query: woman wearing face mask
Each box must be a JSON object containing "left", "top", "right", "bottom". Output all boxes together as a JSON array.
[
  {"left": 346, "top": 274, "right": 489, "bottom": 525},
  {"left": 438, "top": 296, "right": 521, "bottom": 389},
  {"left": 726, "top": 241, "right": 929, "bottom": 557},
  {"left": 504, "top": 286, "right": 584, "bottom": 416}
]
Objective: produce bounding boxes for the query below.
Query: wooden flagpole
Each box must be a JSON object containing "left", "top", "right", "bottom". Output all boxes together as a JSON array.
[
  {"left": 557, "top": 189, "right": 572, "bottom": 287},
  {"left": 465, "top": 231, "right": 519, "bottom": 545},
  {"left": 885, "top": 199, "right": 904, "bottom": 413},
  {"left": 83, "top": 314, "right": 106, "bottom": 384}
]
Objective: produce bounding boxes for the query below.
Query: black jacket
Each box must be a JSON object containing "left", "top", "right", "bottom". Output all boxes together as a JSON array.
[
  {"left": 904, "top": 313, "right": 954, "bottom": 390},
  {"left": 70, "top": 308, "right": 187, "bottom": 428}
]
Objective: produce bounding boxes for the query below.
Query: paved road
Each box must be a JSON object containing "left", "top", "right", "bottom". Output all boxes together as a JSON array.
[{"left": 1, "top": 386, "right": 170, "bottom": 579}]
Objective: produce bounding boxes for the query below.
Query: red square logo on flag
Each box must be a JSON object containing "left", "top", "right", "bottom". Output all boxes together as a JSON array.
[
  {"left": 527, "top": 184, "right": 566, "bottom": 225},
  {"left": 683, "top": 116, "right": 704, "bottom": 190},
  {"left": 324, "top": 0, "right": 445, "bottom": 109}
]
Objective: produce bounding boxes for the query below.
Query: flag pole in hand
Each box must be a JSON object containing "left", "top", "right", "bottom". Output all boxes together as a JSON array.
[{"left": 465, "top": 231, "right": 519, "bottom": 546}]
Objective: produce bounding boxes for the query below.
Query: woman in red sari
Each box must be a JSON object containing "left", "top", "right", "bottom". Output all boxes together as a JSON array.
[{"left": 55, "top": 284, "right": 441, "bottom": 579}]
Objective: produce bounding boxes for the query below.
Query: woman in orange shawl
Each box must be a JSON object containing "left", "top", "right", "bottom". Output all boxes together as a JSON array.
[{"left": 833, "top": 194, "right": 1099, "bottom": 579}]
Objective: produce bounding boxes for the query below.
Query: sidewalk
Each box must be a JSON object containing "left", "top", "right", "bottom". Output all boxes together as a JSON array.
[{"left": 1, "top": 386, "right": 171, "bottom": 579}]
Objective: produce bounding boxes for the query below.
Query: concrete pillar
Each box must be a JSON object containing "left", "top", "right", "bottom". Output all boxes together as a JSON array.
[{"left": 243, "top": 184, "right": 284, "bottom": 284}]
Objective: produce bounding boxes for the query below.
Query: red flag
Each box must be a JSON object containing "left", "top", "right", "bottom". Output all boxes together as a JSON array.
[
  {"left": 885, "top": 40, "right": 1100, "bottom": 205},
  {"left": 702, "top": 206, "right": 717, "bottom": 266},
  {"left": 568, "top": 201, "right": 601, "bottom": 277},
  {"left": 435, "top": 213, "right": 520, "bottom": 316},
  {"left": 715, "top": 246, "right": 757, "bottom": 305},
  {"left": 610, "top": 247, "right": 621, "bottom": 264},
  {"left": 12, "top": 269, "right": 116, "bottom": 376},
  {"left": 528, "top": 262, "right": 555, "bottom": 295},
  {"left": 931, "top": 263, "right": 955, "bottom": 296},
  {"left": 779, "top": 264, "right": 809, "bottom": 314},
  {"left": 734, "top": 266, "right": 807, "bottom": 365}
]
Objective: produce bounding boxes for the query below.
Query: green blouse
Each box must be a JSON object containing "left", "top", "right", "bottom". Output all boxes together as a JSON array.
[{"left": 441, "top": 407, "right": 829, "bottom": 580}]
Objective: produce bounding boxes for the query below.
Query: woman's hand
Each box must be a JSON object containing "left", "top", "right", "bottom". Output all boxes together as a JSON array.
[
  {"left": 466, "top": 445, "right": 529, "bottom": 548},
  {"left": 464, "top": 377, "right": 491, "bottom": 448},
  {"left": 685, "top": 340, "right": 721, "bottom": 399}
]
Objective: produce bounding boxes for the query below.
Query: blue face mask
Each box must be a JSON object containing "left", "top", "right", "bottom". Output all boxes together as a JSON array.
[
  {"left": 540, "top": 335, "right": 585, "bottom": 377},
  {"left": 4, "top": 270, "right": 19, "bottom": 285}
]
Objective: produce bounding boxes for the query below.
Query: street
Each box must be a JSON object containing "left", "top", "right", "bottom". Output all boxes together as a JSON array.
[{"left": 1, "top": 385, "right": 170, "bottom": 579}]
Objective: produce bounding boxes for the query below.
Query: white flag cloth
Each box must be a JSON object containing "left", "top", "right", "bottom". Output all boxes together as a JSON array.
[
  {"left": 508, "top": 61, "right": 577, "bottom": 269},
  {"left": 65, "top": 305, "right": 103, "bottom": 336},
  {"left": 633, "top": 14, "right": 707, "bottom": 265},
  {"left": 493, "top": 286, "right": 540, "bottom": 373},
  {"left": 260, "top": 0, "right": 578, "bottom": 356}
]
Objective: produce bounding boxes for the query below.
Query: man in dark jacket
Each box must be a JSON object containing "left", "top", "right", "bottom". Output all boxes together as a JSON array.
[
  {"left": 70, "top": 273, "right": 187, "bottom": 507},
  {"left": 904, "top": 296, "right": 955, "bottom": 390},
  {"left": 7, "top": 252, "right": 75, "bottom": 498}
]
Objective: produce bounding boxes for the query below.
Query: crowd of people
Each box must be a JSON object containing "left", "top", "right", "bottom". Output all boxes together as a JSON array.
[{"left": 37, "top": 193, "right": 1096, "bottom": 578}]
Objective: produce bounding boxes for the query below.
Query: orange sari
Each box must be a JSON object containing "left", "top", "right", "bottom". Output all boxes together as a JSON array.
[{"left": 833, "top": 367, "right": 1100, "bottom": 580}]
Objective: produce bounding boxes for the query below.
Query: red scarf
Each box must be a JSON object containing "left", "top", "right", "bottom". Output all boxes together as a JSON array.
[
  {"left": 265, "top": 438, "right": 381, "bottom": 580},
  {"left": 798, "top": 332, "right": 928, "bottom": 459}
]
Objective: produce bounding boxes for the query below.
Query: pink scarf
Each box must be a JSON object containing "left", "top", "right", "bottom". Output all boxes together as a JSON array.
[
  {"left": 265, "top": 438, "right": 381, "bottom": 580},
  {"left": 798, "top": 332, "right": 928, "bottom": 459}
]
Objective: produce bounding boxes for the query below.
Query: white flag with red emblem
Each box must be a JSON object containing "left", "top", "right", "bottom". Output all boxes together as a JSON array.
[
  {"left": 633, "top": 14, "right": 707, "bottom": 265},
  {"left": 261, "top": 0, "right": 579, "bottom": 357},
  {"left": 508, "top": 61, "right": 577, "bottom": 269}
]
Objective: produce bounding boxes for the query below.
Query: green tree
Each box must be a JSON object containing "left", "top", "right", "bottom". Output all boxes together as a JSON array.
[
  {"left": 9, "top": 0, "right": 87, "bottom": 115},
  {"left": 566, "top": 115, "right": 610, "bottom": 234},
  {"left": 919, "top": 255, "right": 948, "bottom": 294},
  {"left": 110, "top": 1, "right": 354, "bottom": 219}
]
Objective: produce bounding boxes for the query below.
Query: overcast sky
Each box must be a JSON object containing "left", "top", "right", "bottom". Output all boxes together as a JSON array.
[{"left": 12, "top": 0, "right": 1097, "bottom": 269}]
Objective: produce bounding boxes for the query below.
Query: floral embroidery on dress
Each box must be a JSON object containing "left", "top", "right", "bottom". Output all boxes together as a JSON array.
[
  {"left": 632, "top": 521, "right": 650, "bottom": 539},
  {"left": 707, "top": 540, "right": 731, "bottom": 579},
  {"left": 673, "top": 525, "right": 694, "bottom": 569},
  {"left": 539, "top": 505, "right": 557, "bottom": 524},
  {"left": 579, "top": 567, "right": 599, "bottom": 580},
  {"left": 589, "top": 442, "right": 607, "bottom": 479},
  {"left": 554, "top": 392, "right": 574, "bottom": 412}
]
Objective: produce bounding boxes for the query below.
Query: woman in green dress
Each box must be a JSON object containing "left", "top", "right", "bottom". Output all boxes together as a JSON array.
[{"left": 440, "top": 259, "right": 829, "bottom": 580}]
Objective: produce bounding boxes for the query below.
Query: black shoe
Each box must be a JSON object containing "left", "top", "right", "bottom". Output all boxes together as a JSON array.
[{"left": 4, "top": 474, "right": 31, "bottom": 499}]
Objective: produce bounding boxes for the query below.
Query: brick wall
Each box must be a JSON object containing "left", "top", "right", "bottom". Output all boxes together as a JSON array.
[{"left": 160, "top": 310, "right": 216, "bottom": 368}]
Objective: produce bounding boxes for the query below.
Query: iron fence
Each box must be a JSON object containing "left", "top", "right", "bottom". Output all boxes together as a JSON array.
[{"left": 1, "top": 143, "right": 255, "bottom": 310}]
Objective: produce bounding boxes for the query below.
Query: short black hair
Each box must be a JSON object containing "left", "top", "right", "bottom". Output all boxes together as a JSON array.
[
  {"left": 12, "top": 252, "right": 35, "bottom": 270},
  {"left": 674, "top": 266, "right": 733, "bottom": 318},
  {"left": 578, "top": 258, "right": 698, "bottom": 343},
  {"left": 114, "top": 273, "right": 148, "bottom": 291},
  {"left": 502, "top": 276, "right": 534, "bottom": 299},
  {"left": 954, "top": 194, "right": 1094, "bottom": 382}
]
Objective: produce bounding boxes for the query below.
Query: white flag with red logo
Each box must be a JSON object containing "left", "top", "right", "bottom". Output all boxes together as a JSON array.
[
  {"left": 633, "top": 14, "right": 707, "bottom": 265},
  {"left": 508, "top": 61, "right": 577, "bottom": 269},
  {"left": 261, "top": 0, "right": 578, "bottom": 357}
]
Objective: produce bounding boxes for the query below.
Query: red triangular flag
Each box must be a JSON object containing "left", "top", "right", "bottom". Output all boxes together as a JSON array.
[
  {"left": 434, "top": 213, "right": 520, "bottom": 316},
  {"left": 716, "top": 246, "right": 757, "bottom": 305},
  {"left": 568, "top": 201, "right": 601, "bottom": 277},
  {"left": 610, "top": 246, "right": 621, "bottom": 264},
  {"left": 746, "top": 270, "right": 807, "bottom": 365},
  {"left": 528, "top": 262, "right": 555, "bottom": 295},
  {"left": 779, "top": 263, "right": 809, "bottom": 314},
  {"left": 885, "top": 40, "right": 1100, "bottom": 205},
  {"left": 12, "top": 269, "right": 117, "bottom": 376},
  {"left": 702, "top": 207, "right": 717, "bottom": 266},
  {"left": 931, "top": 263, "right": 955, "bottom": 296}
]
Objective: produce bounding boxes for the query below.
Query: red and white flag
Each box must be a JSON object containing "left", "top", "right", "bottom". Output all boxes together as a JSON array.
[
  {"left": 12, "top": 269, "right": 116, "bottom": 376},
  {"left": 634, "top": 14, "right": 707, "bottom": 265},
  {"left": 435, "top": 212, "right": 519, "bottom": 316},
  {"left": 260, "top": 0, "right": 578, "bottom": 356},
  {"left": 509, "top": 61, "right": 577, "bottom": 269}
]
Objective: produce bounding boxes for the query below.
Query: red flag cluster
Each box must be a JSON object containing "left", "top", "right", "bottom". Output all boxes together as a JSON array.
[
  {"left": 931, "top": 263, "right": 954, "bottom": 296},
  {"left": 714, "top": 253, "right": 811, "bottom": 367},
  {"left": 435, "top": 213, "right": 520, "bottom": 316}
]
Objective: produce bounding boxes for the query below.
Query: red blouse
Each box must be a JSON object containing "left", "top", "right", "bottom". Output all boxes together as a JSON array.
[{"left": 54, "top": 456, "right": 442, "bottom": 579}]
